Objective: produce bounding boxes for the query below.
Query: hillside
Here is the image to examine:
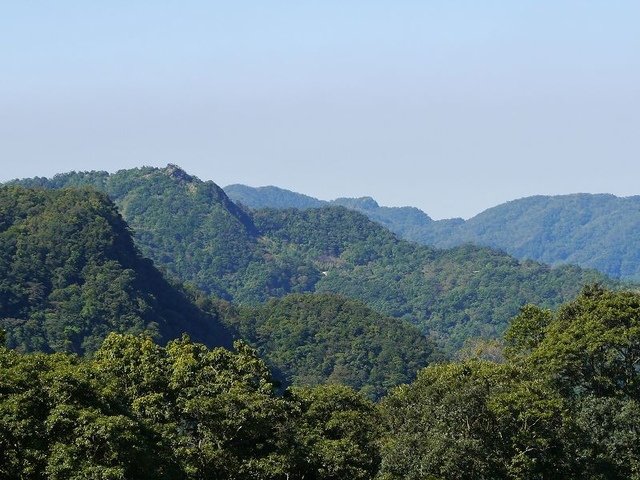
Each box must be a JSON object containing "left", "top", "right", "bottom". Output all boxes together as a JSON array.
[
  {"left": 217, "top": 293, "right": 439, "bottom": 399},
  {"left": 225, "top": 184, "right": 640, "bottom": 281},
  {"left": 224, "top": 183, "right": 462, "bottom": 241},
  {"left": 11, "top": 166, "right": 612, "bottom": 351},
  {"left": 1, "top": 184, "right": 445, "bottom": 396},
  {"left": 251, "top": 207, "right": 610, "bottom": 348},
  {"left": 0, "top": 185, "right": 233, "bottom": 353},
  {"left": 16, "top": 165, "right": 259, "bottom": 299},
  {"left": 225, "top": 184, "right": 326, "bottom": 210},
  {"left": 430, "top": 194, "right": 640, "bottom": 281}
]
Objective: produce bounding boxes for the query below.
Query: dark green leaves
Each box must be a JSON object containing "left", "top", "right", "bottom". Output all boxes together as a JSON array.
[
  {"left": 0, "top": 334, "right": 380, "bottom": 480},
  {"left": 0, "top": 186, "right": 233, "bottom": 354}
]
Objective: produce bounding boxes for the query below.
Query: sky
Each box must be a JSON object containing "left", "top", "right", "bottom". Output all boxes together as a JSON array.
[{"left": 1, "top": 1, "right": 639, "bottom": 219}]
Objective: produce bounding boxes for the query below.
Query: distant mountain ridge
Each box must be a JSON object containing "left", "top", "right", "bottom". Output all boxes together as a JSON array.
[
  {"left": 224, "top": 183, "right": 442, "bottom": 237},
  {"left": 0, "top": 182, "right": 439, "bottom": 396},
  {"left": 224, "top": 184, "right": 640, "bottom": 281},
  {"left": 10, "top": 166, "right": 611, "bottom": 352}
]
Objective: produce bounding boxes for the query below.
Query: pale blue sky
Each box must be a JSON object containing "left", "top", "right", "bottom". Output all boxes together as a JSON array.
[{"left": 1, "top": 1, "right": 638, "bottom": 218}]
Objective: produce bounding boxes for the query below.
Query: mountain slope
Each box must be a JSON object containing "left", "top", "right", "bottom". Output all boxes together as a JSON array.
[
  {"left": 0, "top": 185, "right": 233, "bottom": 353},
  {"left": 251, "top": 207, "right": 610, "bottom": 348},
  {"left": 432, "top": 194, "right": 640, "bottom": 280},
  {"left": 218, "top": 293, "right": 439, "bottom": 399},
  {"left": 16, "top": 165, "right": 260, "bottom": 299},
  {"left": 11, "top": 166, "right": 613, "bottom": 351},
  {"left": 225, "top": 184, "right": 326, "bottom": 210},
  {"left": 224, "top": 183, "right": 463, "bottom": 241},
  {"left": 0, "top": 185, "right": 444, "bottom": 395},
  {"left": 224, "top": 185, "right": 640, "bottom": 281}
]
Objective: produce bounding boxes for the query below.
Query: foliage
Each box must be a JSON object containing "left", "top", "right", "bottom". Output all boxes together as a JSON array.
[
  {"left": 522, "top": 284, "right": 640, "bottom": 398},
  {"left": 220, "top": 293, "right": 439, "bottom": 399},
  {"left": 225, "top": 185, "right": 640, "bottom": 282},
  {"left": 9, "top": 166, "right": 613, "bottom": 352},
  {"left": 0, "top": 346, "right": 168, "bottom": 479},
  {"left": 0, "top": 185, "right": 232, "bottom": 354},
  {"left": 287, "top": 384, "right": 381, "bottom": 479},
  {"left": 380, "top": 286, "right": 640, "bottom": 479},
  {"left": 0, "top": 333, "right": 380, "bottom": 479},
  {"left": 3, "top": 283, "right": 640, "bottom": 478}
]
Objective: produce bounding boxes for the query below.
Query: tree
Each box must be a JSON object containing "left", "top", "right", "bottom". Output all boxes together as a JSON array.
[
  {"left": 528, "top": 285, "right": 640, "bottom": 398},
  {"left": 287, "top": 384, "right": 381, "bottom": 480},
  {"left": 379, "top": 360, "right": 571, "bottom": 480},
  {"left": 0, "top": 346, "right": 165, "bottom": 479}
]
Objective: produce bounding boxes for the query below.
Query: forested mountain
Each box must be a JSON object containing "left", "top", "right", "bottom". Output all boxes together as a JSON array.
[
  {"left": 225, "top": 184, "right": 326, "bottom": 210},
  {"left": 225, "top": 184, "right": 640, "bottom": 281},
  {"left": 12, "top": 166, "right": 612, "bottom": 351},
  {"left": 225, "top": 183, "right": 458, "bottom": 241},
  {"left": 429, "top": 194, "right": 640, "bottom": 281},
  {"left": 14, "top": 165, "right": 258, "bottom": 298},
  {"left": 0, "top": 185, "right": 233, "bottom": 354},
  {"left": 250, "top": 207, "right": 610, "bottom": 349},
  {"left": 3, "top": 169, "right": 638, "bottom": 477},
  {"left": 0, "top": 184, "right": 438, "bottom": 395},
  {"left": 216, "top": 293, "right": 439, "bottom": 399}
]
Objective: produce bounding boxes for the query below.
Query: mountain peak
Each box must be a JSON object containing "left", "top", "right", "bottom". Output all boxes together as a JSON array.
[
  {"left": 334, "top": 196, "right": 380, "bottom": 210},
  {"left": 164, "top": 164, "right": 193, "bottom": 182}
]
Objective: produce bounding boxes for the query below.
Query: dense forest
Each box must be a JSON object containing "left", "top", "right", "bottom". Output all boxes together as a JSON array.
[
  {"left": 2, "top": 168, "right": 639, "bottom": 478},
  {"left": 2, "top": 286, "right": 639, "bottom": 479},
  {"left": 4, "top": 0, "right": 638, "bottom": 475},
  {"left": 0, "top": 185, "right": 233, "bottom": 353},
  {"left": 0, "top": 185, "right": 437, "bottom": 396},
  {"left": 225, "top": 183, "right": 441, "bottom": 242},
  {"left": 216, "top": 293, "right": 440, "bottom": 399},
  {"left": 10, "top": 165, "right": 613, "bottom": 351},
  {"left": 225, "top": 184, "right": 640, "bottom": 281}
]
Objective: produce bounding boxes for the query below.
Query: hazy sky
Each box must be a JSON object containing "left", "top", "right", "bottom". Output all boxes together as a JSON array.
[{"left": 1, "top": 1, "right": 638, "bottom": 219}]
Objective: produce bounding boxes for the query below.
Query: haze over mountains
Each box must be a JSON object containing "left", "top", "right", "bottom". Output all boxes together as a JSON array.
[
  {"left": 225, "top": 184, "right": 640, "bottom": 281},
  {"left": 4, "top": 0, "right": 640, "bottom": 475}
]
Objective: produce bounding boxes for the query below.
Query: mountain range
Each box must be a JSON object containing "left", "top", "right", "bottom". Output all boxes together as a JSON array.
[
  {"left": 10, "top": 165, "right": 611, "bottom": 352},
  {"left": 3, "top": 165, "right": 639, "bottom": 478},
  {"left": 225, "top": 184, "right": 640, "bottom": 281},
  {"left": 0, "top": 182, "right": 436, "bottom": 397}
]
